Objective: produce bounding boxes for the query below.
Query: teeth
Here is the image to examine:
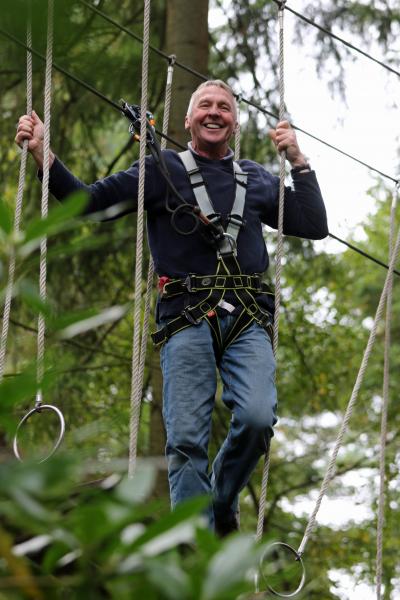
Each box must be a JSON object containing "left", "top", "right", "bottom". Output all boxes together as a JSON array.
[{"left": 204, "top": 124, "right": 222, "bottom": 129}]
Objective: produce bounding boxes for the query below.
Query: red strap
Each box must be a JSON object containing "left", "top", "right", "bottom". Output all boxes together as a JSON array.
[{"left": 158, "top": 276, "right": 170, "bottom": 292}]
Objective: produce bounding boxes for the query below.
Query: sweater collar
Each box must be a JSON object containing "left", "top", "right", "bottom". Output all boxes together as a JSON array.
[{"left": 188, "top": 141, "right": 234, "bottom": 162}]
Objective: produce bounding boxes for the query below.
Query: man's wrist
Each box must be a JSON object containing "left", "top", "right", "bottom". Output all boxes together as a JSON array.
[{"left": 291, "top": 163, "right": 311, "bottom": 174}]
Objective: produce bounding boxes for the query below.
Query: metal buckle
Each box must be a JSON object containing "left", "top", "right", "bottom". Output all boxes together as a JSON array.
[
  {"left": 182, "top": 307, "right": 201, "bottom": 326},
  {"left": 184, "top": 274, "right": 196, "bottom": 292}
]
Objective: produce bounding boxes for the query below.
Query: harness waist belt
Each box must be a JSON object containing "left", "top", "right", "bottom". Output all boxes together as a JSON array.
[{"left": 162, "top": 273, "right": 274, "bottom": 296}]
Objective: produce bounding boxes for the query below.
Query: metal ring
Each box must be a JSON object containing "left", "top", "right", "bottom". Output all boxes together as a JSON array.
[
  {"left": 259, "top": 542, "right": 306, "bottom": 598},
  {"left": 13, "top": 404, "right": 65, "bottom": 463}
]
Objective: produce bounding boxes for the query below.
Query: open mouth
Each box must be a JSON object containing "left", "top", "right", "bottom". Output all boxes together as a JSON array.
[{"left": 203, "top": 123, "right": 223, "bottom": 129}]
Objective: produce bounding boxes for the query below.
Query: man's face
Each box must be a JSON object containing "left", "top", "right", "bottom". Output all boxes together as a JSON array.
[{"left": 185, "top": 86, "right": 237, "bottom": 159}]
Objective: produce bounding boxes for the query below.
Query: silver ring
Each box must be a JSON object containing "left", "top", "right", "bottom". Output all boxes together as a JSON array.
[
  {"left": 259, "top": 542, "right": 306, "bottom": 598},
  {"left": 13, "top": 404, "right": 65, "bottom": 463}
]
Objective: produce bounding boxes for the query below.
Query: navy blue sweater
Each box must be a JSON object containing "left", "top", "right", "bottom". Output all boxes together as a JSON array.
[{"left": 45, "top": 149, "right": 328, "bottom": 320}]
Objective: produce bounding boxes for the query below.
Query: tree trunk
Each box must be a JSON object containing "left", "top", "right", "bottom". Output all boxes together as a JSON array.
[
  {"left": 165, "top": 0, "right": 209, "bottom": 146},
  {"left": 146, "top": 0, "right": 210, "bottom": 502}
]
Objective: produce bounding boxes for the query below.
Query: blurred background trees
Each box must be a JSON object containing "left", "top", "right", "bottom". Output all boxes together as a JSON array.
[{"left": 0, "top": 0, "right": 399, "bottom": 597}]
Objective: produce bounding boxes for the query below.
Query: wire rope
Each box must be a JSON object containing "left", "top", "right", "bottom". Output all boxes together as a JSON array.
[
  {"left": 35, "top": 0, "right": 54, "bottom": 406},
  {"left": 0, "top": 26, "right": 397, "bottom": 187},
  {"left": 136, "top": 56, "right": 176, "bottom": 418},
  {"left": 375, "top": 183, "right": 398, "bottom": 599},
  {"left": 0, "top": 10, "right": 32, "bottom": 383},
  {"left": 256, "top": 0, "right": 287, "bottom": 544},
  {"left": 275, "top": 1, "right": 400, "bottom": 80},
  {"left": 297, "top": 203, "right": 400, "bottom": 557},
  {"left": 234, "top": 94, "right": 241, "bottom": 161},
  {"left": 128, "top": 0, "right": 151, "bottom": 479}
]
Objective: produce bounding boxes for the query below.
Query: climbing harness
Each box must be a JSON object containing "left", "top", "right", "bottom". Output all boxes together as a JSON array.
[
  {"left": 5, "top": 0, "right": 66, "bottom": 462},
  {"left": 150, "top": 149, "right": 274, "bottom": 357}
]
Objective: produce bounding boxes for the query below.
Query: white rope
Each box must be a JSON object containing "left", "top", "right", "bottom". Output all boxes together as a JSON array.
[
  {"left": 234, "top": 94, "right": 241, "bottom": 162},
  {"left": 128, "top": 0, "right": 151, "bottom": 478},
  {"left": 136, "top": 56, "right": 176, "bottom": 401},
  {"left": 35, "top": 0, "right": 53, "bottom": 406},
  {"left": 256, "top": 0, "right": 286, "bottom": 543},
  {"left": 297, "top": 212, "right": 400, "bottom": 557},
  {"left": 376, "top": 184, "right": 398, "bottom": 599},
  {"left": 0, "top": 16, "right": 32, "bottom": 383}
]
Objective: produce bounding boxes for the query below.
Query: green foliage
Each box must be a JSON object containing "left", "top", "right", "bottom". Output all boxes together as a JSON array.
[
  {"left": 0, "top": 442, "right": 273, "bottom": 599},
  {"left": 1, "top": 1, "right": 400, "bottom": 598}
]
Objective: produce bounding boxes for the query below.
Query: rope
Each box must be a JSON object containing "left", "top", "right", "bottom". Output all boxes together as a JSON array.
[
  {"left": 1, "top": 27, "right": 398, "bottom": 186},
  {"left": 297, "top": 205, "right": 400, "bottom": 557},
  {"left": 128, "top": 0, "right": 151, "bottom": 478},
  {"left": 376, "top": 184, "right": 398, "bottom": 599},
  {"left": 136, "top": 56, "right": 176, "bottom": 410},
  {"left": 0, "top": 14, "right": 32, "bottom": 383},
  {"left": 76, "top": 0, "right": 400, "bottom": 184},
  {"left": 256, "top": 0, "right": 287, "bottom": 543},
  {"left": 276, "top": 1, "right": 400, "bottom": 80},
  {"left": 234, "top": 94, "right": 241, "bottom": 161},
  {"left": 35, "top": 0, "right": 53, "bottom": 406}
]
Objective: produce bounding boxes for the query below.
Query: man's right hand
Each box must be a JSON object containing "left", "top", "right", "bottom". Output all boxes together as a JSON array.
[{"left": 15, "top": 110, "right": 55, "bottom": 170}]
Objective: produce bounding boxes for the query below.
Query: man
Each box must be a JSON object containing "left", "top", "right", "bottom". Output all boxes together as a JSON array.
[{"left": 16, "top": 80, "right": 328, "bottom": 535}]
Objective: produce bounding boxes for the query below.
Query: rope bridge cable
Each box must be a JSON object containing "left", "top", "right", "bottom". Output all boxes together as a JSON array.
[
  {"left": 0, "top": 29, "right": 398, "bottom": 282},
  {"left": 75, "top": 0, "right": 399, "bottom": 186},
  {"left": 78, "top": 0, "right": 208, "bottom": 83},
  {"left": 274, "top": 0, "right": 400, "bottom": 80},
  {"left": 376, "top": 183, "right": 398, "bottom": 599},
  {"left": 256, "top": 0, "right": 287, "bottom": 544},
  {"left": 297, "top": 208, "right": 400, "bottom": 558},
  {"left": 1, "top": 26, "right": 398, "bottom": 187},
  {"left": 136, "top": 55, "right": 176, "bottom": 425},
  {"left": 35, "top": 0, "right": 54, "bottom": 406},
  {"left": 0, "top": 14, "right": 32, "bottom": 383},
  {"left": 128, "top": 0, "right": 151, "bottom": 479}
]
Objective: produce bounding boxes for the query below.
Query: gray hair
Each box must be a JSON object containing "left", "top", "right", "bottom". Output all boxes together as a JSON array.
[{"left": 186, "top": 80, "right": 237, "bottom": 119}]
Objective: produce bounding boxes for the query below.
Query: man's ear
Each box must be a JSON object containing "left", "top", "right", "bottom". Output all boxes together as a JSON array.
[{"left": 184, "top": 115, "right": 191, "bottom": 131}]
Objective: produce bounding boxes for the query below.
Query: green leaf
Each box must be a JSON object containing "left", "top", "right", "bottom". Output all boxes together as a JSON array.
[
  {"left": 114, "top": 465, "right": 157, "bottom": 505},
  {"left": 0, "top": 368, "right": 55, "bottom": 413},
  {"left": 146, "top": 556, "right": 191, "bottom": 600},
  {"left": 0, "top": 198, "right": 13, "bottom": 235},
  {"left": 124, "top": 496, "right": 209, "bottom": 555},
  {"left": 22, "top": 191, "right": 88, "bottom": 244},
  {"left": 55, "top": 304, "right": 130, "bottom": 338},
  {"left": 201, "top": 535, "right": 268, "bottom": 600}
]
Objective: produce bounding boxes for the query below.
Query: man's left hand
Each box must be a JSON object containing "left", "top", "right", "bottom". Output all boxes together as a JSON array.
[{"left": 269, "top": 120, "right": 307, "bottom": 167}]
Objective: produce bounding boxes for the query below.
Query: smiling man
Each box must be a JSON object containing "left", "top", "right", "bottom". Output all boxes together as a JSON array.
[{"left": 16, "top": 79, "right": 328, "bottom": 536}]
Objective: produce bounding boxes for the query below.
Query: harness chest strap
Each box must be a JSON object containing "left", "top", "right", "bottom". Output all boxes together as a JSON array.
[{"left": 151, "top": 151, "right": 274, "bottom": 349}]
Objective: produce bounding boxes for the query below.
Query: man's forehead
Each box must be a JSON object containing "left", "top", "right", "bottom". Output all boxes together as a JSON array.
[{"left": 194, "top": 86, "right": 235, "bottom": 106}]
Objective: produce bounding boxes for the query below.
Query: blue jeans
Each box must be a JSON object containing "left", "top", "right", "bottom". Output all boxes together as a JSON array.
[{"left": 160, "top": 315, "right": 277, "bottom": 525}]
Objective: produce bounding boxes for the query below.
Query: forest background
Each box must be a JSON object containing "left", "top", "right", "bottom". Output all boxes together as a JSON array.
[{"left": 0, "top": 0, "right": 399, "bottom": 598}]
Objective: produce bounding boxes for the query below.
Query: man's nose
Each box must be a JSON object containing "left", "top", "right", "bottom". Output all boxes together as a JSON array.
[{"left": 208, "top": 106, "right": 220, "bottom": 117}]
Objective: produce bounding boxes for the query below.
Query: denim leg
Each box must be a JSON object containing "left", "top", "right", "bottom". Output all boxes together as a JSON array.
[
  {"left": 160, "top": 320, "right": 217, "bottom": 510},
  {"left": 212, "top": 319, "right": 277, "bottom": 517}
]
